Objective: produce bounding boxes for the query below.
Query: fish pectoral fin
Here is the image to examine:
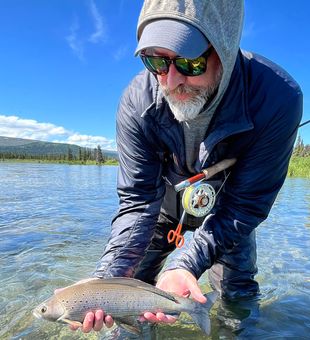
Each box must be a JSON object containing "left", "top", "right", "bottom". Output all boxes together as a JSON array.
[
  {"left": 61, "top": 318, "right": 83, "bottom": 328},
  {"left": 115, "top": 316, "right": 141, "bottom": 335},
  {"left": 119, "top": 323, "right": 141, "bottom": 336}
]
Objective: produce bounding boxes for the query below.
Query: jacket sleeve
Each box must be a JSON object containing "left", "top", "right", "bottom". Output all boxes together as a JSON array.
[
  {"left": 166, "top": 90, "right": 303, "bottom": 279},
  {"left": 94, "top": 85, "right": 165, "bottom": 278}
]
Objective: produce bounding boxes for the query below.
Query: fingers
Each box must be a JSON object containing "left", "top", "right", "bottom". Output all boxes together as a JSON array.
[
  {"left": 156, "top": 313, "right": 176, "bottom": 324},
  {"left": 82, "top": 312, "right": 95, "bottom": 333},
  {"left": 93, "top": 310, "right": 104, "bottom": 331},
  {"left": 77, "top": 310, "right": 176, "bottom": 332},
  {"left": 70, "top": 310, "right": 114, "bottom": 333},
  {"left": 157, "top": 269, "right": 207, "bottom": 304},
  {"left": 104, "top": 314, "right": 114, "bottom": 328},
  {"left": 188, "top": 282, "right": 207, "bottom": 304},
  {"left": 141, "top": 312, "right": 177, "bottom": 324}
]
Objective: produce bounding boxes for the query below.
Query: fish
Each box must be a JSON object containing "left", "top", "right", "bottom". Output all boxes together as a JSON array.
[{"left": 33, "top": 277, "right": 218, "bottom": 335}]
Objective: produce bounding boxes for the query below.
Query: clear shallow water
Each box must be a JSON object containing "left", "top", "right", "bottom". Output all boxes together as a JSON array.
[{"left": 0, "top": 162, "right": 309, "bottom": 339}]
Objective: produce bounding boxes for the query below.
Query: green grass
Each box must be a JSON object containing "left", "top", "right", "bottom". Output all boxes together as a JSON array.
[{"left": 287, "top": 156, "right": 310, "bottom": 178}]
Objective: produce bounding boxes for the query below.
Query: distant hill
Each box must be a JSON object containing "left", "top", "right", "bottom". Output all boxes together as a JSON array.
[{"left": 0, "top": 136, "right": 118, "bottom": 159}]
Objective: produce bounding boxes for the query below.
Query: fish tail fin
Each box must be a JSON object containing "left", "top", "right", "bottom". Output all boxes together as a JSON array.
[{"left": 189, "top": 291, "right": 219, "bottom": 335}]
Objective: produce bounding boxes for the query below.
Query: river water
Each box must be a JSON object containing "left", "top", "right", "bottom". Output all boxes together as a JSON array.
[{"left": 0, "top": 162, "right": 309, "bottom": 339}]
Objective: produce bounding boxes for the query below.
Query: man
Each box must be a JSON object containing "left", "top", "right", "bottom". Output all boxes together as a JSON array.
[{"left": 75, "top": 0, "right": 303, "bottom": 333}]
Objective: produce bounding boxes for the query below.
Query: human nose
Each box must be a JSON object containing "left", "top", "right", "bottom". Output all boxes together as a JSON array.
[{"left": 165, "top": 63, "right": 186, "bottom": 90}]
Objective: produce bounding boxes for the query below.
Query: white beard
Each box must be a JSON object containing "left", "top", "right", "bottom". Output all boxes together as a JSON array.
[
  {"left": 164, "top": 86, "right": 207, "bottom": 121},
  {"left": 161, "top": 69, "right": 223, "bottom": 122}
]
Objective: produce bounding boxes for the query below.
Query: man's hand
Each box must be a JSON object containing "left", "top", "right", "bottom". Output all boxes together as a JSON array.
[
  {"left": 69, "top": 310, "right": 114, "bottom": 333},
  {"left": 157, "top": 269, "right": 207, "bottom": 303},
  {"left": 141, "top": 269, "right": 207, "bottom": 324}
]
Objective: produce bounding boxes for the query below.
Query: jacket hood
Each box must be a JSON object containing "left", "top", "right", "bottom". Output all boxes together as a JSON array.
[{"left": 137, "top": 0, "right": 244, "bottom": 113}]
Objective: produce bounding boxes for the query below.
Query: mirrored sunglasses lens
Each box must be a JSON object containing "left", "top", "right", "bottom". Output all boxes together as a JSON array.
[
  {"left": 176, "top": 57, "right": 206, "bottom": 76},
  {"left": 144, "top": 56, "right": 168, "bottom": 75}
]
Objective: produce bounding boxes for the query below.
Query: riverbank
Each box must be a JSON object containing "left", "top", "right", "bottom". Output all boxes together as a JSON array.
[
  {"left": 0, "top": 158, "right": 118, "bottom": 166},
  {"left": 1, "top": 156, "right": 309, "bottom": 178},
  {"left": 287, "top": 156, "right": 310, "bottom": 178}
]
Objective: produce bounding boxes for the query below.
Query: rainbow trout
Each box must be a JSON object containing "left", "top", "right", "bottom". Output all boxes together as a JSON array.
[{"left": 33, "top": 277, "right": 218, "bottom": 335}]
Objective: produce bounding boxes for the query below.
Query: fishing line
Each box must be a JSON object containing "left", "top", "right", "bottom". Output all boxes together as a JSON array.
[{"left": 299, "top": 120, "right": 310, "bottom": 128}]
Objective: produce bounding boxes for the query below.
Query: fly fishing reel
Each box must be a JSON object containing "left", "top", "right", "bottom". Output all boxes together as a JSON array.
[
  {"left": 181, "top": 181, "right": 216, "bottom": 217},
  {"left": 169, "top": 159, "right": 236, "bottom": 247}
]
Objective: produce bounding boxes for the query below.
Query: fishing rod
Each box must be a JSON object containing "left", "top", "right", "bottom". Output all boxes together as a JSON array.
[{"left": 299, "top": 120, "right": 310, "bottom": 128}]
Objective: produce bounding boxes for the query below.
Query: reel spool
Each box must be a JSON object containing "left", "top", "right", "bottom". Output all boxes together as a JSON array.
[{"left": 182, "top": 182, "right": 216, "bottom": 217}]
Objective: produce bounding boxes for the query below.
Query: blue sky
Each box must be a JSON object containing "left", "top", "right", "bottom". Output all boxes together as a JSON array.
[{"left": 0, "top": 0, "right": 309, "bottom": 150}]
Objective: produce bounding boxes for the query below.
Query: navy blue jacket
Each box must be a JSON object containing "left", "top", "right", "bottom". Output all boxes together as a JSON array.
[{"left": 95, "top": 50, "right": 302, "bottom": 279}]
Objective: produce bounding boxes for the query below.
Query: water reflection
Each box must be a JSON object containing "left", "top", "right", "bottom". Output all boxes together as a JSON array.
[{"left": 0, "top": 164, "right": 309, "bottom": 339}]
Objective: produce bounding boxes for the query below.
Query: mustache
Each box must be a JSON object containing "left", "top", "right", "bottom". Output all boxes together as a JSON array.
[{"left": 162, "top": 85, "right": 206, "bottom": 97}]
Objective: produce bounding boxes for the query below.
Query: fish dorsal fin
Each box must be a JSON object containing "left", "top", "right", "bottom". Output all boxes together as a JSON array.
[{"left": 84, "top": 277, "right": 179, "bottom": 304}]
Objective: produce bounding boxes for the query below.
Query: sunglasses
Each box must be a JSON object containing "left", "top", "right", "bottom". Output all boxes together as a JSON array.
[{"left": 140, "top": 46, "right": 213, "bottom": 77}]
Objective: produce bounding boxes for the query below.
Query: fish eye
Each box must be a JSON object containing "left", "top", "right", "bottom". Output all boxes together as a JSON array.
[{"left": 41, "top": 306, "right": 47, "bottom": 313}]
